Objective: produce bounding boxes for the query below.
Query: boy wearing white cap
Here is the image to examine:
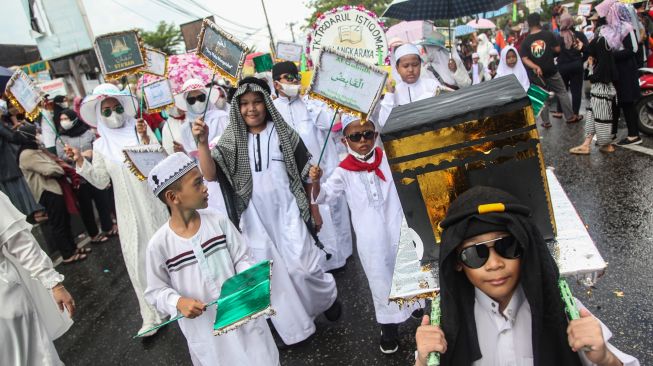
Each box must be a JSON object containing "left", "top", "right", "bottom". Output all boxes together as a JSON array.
[
  {"left": 309, "top": 117, "right": 417, "bottom": 354},
  {"left": 144, "top": 152, "right": 279, "bottom": 366},
  {"left": 379, "top": 43, "right": 441, "bottom": 128}
]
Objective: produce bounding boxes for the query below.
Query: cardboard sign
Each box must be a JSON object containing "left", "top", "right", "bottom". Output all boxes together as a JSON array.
[
  {"left": 578, "top": 4, "right": 592, "bottom": 17},
  {"left": 276, "top": 41, "right": 303, "bottom": 62},
  {"left": 308, "top": 47, "right": 387, "bottom": 117},
  {"left": 143, "top": 79, "right": 174, "bottom": 112},
  {"left": 143, "top": 48, "right": 167, "bottom": 76},
  {"left": 38, "top": 78, "right": 68, "bottom": 97},
  {"left": 5, "top": 69, "right": 42, "bottom": 120},
  {"left": 94, "top": 30, "right": 146, "bottom": 79},
  {"left": 197, "top": 19, "right": 248, "bottom": 84},
  {"left": 122, "top": 144, "right": 168, "bottom": 181}
]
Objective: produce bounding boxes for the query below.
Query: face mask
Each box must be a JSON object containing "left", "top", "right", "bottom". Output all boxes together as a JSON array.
[
  {"left": 280, "top": 83, "right": 301, "bottom": 98},
  {"left": 58, "top": 101, "right": 69, "bottom": 108},
  {"left": 345, "top": 141, "right": 375, "bottom": 161},
  {"left": 215, "top": 97, "right": 227, "bottom": 110},
  {"left": 102, "top": 113, "right": 125, "bottom": 129},
  {"left": 60, "top": 118, "right": 77, "bottom": 130},
  {"left": 189, "top": 101, "right": 207, "bottom": 114}
]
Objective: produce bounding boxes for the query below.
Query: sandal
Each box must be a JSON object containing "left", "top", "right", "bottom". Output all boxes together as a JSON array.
[
  {"left": 62, "top": 253, "right": 87, "bottom": 264},
  {"left": 551, "top": 112, "right": 564, "bottom": 119},
  {"left": 91, "top": 234, "right": 109, "bottom": 243},
  {"left": 566, "top": 115, "right": 584, "bottom": 124},
  {"left": 569, "top": 145, "right": 590, "bottom": 155},
  {"left": 599, "top": 144, "right": 615, "bottom": 153},
  {"left": 107, "top": 225, "right": 119, "bottom": 237},
  {"left": 76, "top": 247, "right": 92, "bottom": 254},
  {"left": 541, "top": 122, "right": 552, "bottom": 128}
]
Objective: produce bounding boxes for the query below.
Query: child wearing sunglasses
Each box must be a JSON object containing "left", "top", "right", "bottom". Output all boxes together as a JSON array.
[
  {"left": 309, "top": 117, "right": 419, "bottom": 354},
  {"left": 414, "top": 186, "right": 639, "bottom": 366}
]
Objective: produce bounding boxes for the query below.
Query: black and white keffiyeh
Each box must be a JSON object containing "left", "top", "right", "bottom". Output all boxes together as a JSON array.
[{"left": 211, "top": 81, "right": 313, "bottom": 227}]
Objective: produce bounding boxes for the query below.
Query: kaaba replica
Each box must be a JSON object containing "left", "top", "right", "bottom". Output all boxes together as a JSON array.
[{"left": 381, "top": 76, "right": 555, "bottom": 262}]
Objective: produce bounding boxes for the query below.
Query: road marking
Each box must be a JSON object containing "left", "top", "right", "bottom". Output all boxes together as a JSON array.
[{"left": 618, "top": 143, "right": 653, "bottom": 156}]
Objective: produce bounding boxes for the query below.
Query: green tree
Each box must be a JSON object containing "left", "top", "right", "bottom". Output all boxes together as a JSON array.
[
  {"left": 139, "top": 21, "right": 183, "bottom": 55},
  {"left": 303, "top": 0, "right": 393, "bottom": 28}
]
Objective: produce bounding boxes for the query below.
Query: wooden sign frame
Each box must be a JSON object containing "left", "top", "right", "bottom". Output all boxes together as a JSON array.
[
  {"left": 196, "top": 19, "right": 249, "bottom": 84},
  {"left": 94, "top": 30, "right": 146, "bottom": 80}
]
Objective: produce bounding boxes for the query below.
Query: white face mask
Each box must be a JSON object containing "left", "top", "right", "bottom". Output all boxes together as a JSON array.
[
  {"left": 102, "top": 113, "right": 126, "bottom": 129},
  {"left": 60, "top": 118, "right": 77, "bottom": 130},
  {"left": 189, "top": 100, "right": 207, "bottom": 114},
  {"left": 215, "top": 97, "right": 227, "bottom": 110},
  {"left": 345, "top": 141, "right": 375, "bottom": 161},
  {"left": 280, "top": 83, "right": 301, "bottom": 98},
  {"left": 58, "top": 101, "right": 69, "bottom": 108}
]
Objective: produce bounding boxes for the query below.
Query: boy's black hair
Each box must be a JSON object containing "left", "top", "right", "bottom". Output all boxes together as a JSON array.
[
  {"left": 157, "top": 179, "right": 183, "bottom": 214},
  {"left": 527, "top": 13, "right": 542, "bottom": 28},
  {"left": 437, "top": 186, "right": 582, "bottom": 366}
]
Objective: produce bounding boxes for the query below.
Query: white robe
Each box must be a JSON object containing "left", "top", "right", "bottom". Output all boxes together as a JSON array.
[
  {"left": 0, "top": 192, "right": 69, "bottom": 366},
  {"left": 177, "top": 110, "right": 229, "bottom": 215},
  {"left": 379, "top": 77, "right": 441, "bottom": 128},
  {"left": 315, "top": 152, "right": 413, "bottom": 324},
  {"left": 273, "top": 96, "right": 353, "bottom": 270},
  {"left": 239, "top": 121, "right": 338, "bottom": 344},
  {"left": 145, "top": 209, "right": 279, "bottom": 366},
  {"left": 77, "top": 141, "right": 168, "bottom": 328}
]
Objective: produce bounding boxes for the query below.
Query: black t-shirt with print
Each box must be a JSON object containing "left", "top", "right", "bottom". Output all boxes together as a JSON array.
[{"left": 520, "top": 30, "right": 559, "bottom": 78}]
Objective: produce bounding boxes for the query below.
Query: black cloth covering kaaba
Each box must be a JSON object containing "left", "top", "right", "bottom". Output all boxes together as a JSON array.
[{"left": 438, "top": 186, "right": 582, "bottom": 366}]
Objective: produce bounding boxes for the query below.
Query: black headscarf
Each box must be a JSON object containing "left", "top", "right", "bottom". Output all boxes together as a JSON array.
[
  {"left": 16, "top": 123, "right": 40, "bottom": 160},
  {"left": 56, "top": 109, "right": 89, "bottom": 137},
  {"left": 438, "top": 186, "right": 582, "bottom": 366}
]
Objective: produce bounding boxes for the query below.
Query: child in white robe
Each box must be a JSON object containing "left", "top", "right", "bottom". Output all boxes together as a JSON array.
[
  {"left": 379, "top": 43, "right": 441, "bottom": 128},
  {"left": 272, "top": 61, "right": 353, "bottom": 271},
  {"left": 496, "top": 46, "right": 531, "bottom": 92},
  {"left": 144, "top": 152, "right": 279, "bottom": 366},
  {"left": 309, "top": 118, "right": 416, "bottom": 355},
  {"left": 194, "top": 77, "right": 341, "bottom": 346}
]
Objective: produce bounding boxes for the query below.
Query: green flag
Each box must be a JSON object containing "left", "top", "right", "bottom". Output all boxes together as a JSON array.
[
  {"left": 527, "top": 84, "right": 551, "bottom": 117},
  {"left": 213, "top": 260, "right": 274, "bottom": 335}
]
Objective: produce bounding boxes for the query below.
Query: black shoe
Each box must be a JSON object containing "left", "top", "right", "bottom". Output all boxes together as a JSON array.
[
  {"left": 379, "top": 333, "right": 399, "bottom": 354},
  {"left": 411, "top": 308, "right": 424, "bottom": 320},
  {"left": 324, "top": 299, "right": 342, "bottom": 321},
  {"left": 616, "top": 137, "right": 643, "bottom": 146}
]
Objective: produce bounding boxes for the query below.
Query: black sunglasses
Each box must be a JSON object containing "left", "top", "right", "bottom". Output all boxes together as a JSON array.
[
  {"left": 458, "top": 236, "right": 522, "bottom": 269},
  {"left": 101, "top": 105, "right": 124, "bottom": 117},
  {"left": 186, "top": 94, "right": 207, "bottom": 105},
  {"left": 346, "top": 130, "right": 375, "bottom": 142},
  {"left": 280, "top": 74, "right": 301, "bottom": 82}
]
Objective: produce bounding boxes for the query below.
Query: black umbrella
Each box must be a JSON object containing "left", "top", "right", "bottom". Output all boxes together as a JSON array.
[
  {"left": 0, "top": 66, "right": 14, "bottom": 95},
  {"left": 382, "top": 0, "right": 512, "bottom": 21}
]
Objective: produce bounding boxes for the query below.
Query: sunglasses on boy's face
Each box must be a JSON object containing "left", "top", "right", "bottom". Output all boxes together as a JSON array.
[
  {"left": 186, "top": 94, "right": 207, "bottom": 105},
  {"left": 101, "top": 105, "right": 125, "bottom": 117},
  {"left": 280, "top": 74, "right": 301, "bottom": 82},
  {"left": 458, "top": 235, "right": 522, "bottom": 269},
  {"left": 346, "top": 130, "right": 375, "bottom": 142}
]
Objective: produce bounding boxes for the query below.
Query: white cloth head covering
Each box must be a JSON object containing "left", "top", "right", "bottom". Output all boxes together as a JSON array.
[
  {"left": 174, "top": 78, "right": 219, "bottom": 112},
  {"left": 148, "top": 152, "right": 197, "bottom": 196},
  {"left": 341, "top": 114, "right": 361, "bottom": 131},
  {"left": 497, "top": 46, "right": 530, "bottom": 91},
  {"left": 394, "top": 43, "right": 421, "bottom": 64},
  {"left": 476, "top": 33, "right": 493, "bottom": 66},
  {"left": 93, "top": 99, "right": 140, "bottom": 164},
  {"left": 472, "top": 52, "right": 480, "bottom": 59},
  {"left": 80, "top": 83, "right": 138, "bottom": 127},
  {"left": 423, "top": 44, "right": 464, "bottom": 86},
  {"left": 489, "top": 49, "right": 499, "bottom": 57}
]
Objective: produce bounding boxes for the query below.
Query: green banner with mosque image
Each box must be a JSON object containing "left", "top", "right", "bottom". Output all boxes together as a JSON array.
[{"left": 94, "top": 30, "right": 146, "bottom": 79}]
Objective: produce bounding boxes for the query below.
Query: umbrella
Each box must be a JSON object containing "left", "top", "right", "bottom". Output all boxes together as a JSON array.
[
  {"left": 467, "top": 18, "right": 496, "bottom": 30},
  {"left": 387, "top": 20, "right": 431, "bottom": 44},
  {"left": 0, "top": 66, "right": 14, "bottom": 95},
  {"left": 383, "top": 0, "right": 512, "bottom": 21},
  {"left": 454, "top": 24, "right": 476, "bottom": 37}
]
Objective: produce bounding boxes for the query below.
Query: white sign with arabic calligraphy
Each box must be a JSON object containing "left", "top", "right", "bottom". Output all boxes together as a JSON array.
[
  {"left": 143, "top": 48, "right": 167, "bottom": 76},
  {"left": 143, "top": 79, "right": 174, "bottom": 111},
  {"left": 309, "top": 47, "right": 387, "bottom": 116}
]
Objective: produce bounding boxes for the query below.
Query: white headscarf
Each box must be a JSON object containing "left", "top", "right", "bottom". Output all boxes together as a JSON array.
[
  {"left": 497, "top": 46, "right": 530, "bottom": 91},
  {"left": 476, "top": 33, "right": 493, "bottom": 67},
  {"left": 423, "top": 44, "right": 461, "bottom": 86},
  {"left": 93, "top": 99, "right": 140, "bottom": 164}
]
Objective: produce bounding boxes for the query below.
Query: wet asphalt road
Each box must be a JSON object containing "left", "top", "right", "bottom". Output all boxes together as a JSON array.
[{"left": 53, "top": 109, "right": 653, "bottom": 365}]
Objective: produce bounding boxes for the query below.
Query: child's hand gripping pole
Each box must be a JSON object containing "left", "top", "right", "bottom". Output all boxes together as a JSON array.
[
  {"left": 427, "top": 294, "right": 442, "bottom": 366},
  {"left": 133, "top": 299, "right": 219, "bottom": 338},
  {"left": 194, "top": 74, "right": 216, "bottom": 148},
  {"left": 317, "top": 108, "right": 339, "bottom": 167}
]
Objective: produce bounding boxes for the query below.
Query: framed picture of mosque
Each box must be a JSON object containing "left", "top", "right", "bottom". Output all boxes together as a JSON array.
[{"left": 94, "top": 30, "right": 146, "bottom": 80}]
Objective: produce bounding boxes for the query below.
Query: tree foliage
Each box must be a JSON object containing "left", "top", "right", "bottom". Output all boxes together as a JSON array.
[
  {"left": 139, "top": 21, "right": 183, "bottom": 55},
  {"left": 303, "top": 0, "right": 394, "bottom": 28}
]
